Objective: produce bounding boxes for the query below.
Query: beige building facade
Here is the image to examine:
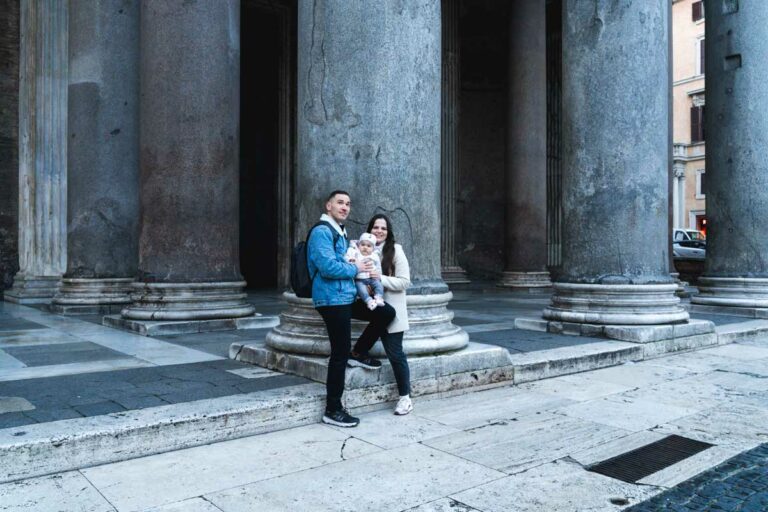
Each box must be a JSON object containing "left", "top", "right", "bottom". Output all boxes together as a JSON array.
[{"left": 672, "top": 0, "right": 707, "bottom": 234}]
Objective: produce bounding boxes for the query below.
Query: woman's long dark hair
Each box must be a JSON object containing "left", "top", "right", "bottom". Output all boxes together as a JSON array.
[{"left": 367, "top": 214, "right": 395, "bottom": 276}]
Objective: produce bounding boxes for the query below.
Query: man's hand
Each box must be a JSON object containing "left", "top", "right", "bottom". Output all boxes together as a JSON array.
[{"left": 355, "top": 259, "right": 374, "bottom": 273}]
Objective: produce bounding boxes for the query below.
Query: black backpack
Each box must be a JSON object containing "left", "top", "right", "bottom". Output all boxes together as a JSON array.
[{"left": 290, "top": 221, "right": 341, "bottom": 298}]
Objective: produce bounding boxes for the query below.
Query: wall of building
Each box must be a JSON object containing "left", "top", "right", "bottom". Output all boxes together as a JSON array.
[
  {"left": 0, "top": 0, "right": 19, "bottom": 291},
  {"left": 456, "top": 0, "right": 507, "bottom": 279},
  {"left": 672, "top": 0, "right": 706, "bottom": 231}
]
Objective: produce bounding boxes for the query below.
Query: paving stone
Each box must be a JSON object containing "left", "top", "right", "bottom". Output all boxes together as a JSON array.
[
  {"left": 414, "top": 385, "right": 575, "bottom": 429},
  {"left": 22, "top": 407, "right": 83, "bottom": 423},
  {"left": 204, "top": 443, "right": 504, "bottom": 512},
  {"left": 73, "top": 401, "right": 126, "bottom": 417},
  {"left": 405, "top": 498, "right": 482, "bottom": 511},
  {"left": 0, "top": 411, "right": 35, "bottom": 429},
  {"left": 81, "top": 424, "right": 381, "bottom": 511},
  {"left": 111, "top": 394, "right": 170, "bottom": 410},
  {"left": 145, "top": 497, "right": 223, "bottom": 512},
  {"left": 0, "top": 396, "right": 34, "bottom": 414},
  {"left": 557, "top": 394, "right": 702, "bottom": 431},
  {"left": 0, "top": 318, "right": 46, "bottom": 332},
  {"left": 517, "top": 372, "right": 633, "bottom": 401},
  {"left": 423, "top": 411, "right": 630, "bottom": 474},
  {"left": 451, "top": 459, "right": 658, "bottom": 512},
  {"left": 2, "top": 341, "right": 128, "bottom": 367},
  {"left": 656, "top": 403, "right": 768, "bottom": 444},
  {"left": 0, "top": 471, "right": 116, "bottom": 511}
]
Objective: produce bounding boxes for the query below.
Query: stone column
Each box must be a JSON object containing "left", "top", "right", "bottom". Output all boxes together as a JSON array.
[
  {"left": 672, "top": 162, "right": 685, "bottom": 229},
  {"left": 51, "top": 0, "right": 139, "bottom": 314},
  {"left": 5, "top": 0, "right": 68, "bottom": 304},
  {"left": 266, "top": 0, "right": 468, "bottom": 356},
  {"left": 692, "top": 2, "right": 768, "bottom": 308},
  {"left": 440, "top": 0, "right": 469, "bottom": 285},
  {"left": 120, "top": 0, "right": 254, "bottom": 321},
  {"left": 542, "top": 1, "right": 688, "bottom": 325},
  {"left": 499, "top": 0, "right": 551, "bottom": 290}
]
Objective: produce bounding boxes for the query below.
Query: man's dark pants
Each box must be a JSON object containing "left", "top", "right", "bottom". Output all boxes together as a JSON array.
[{"left": 317, "top": 301, "right": 396, "bottom": 411}]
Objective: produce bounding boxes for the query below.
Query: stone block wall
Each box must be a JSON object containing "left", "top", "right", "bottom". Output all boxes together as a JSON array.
[{"left": 0, "top": 0, "right": 19, "bottom": 291}]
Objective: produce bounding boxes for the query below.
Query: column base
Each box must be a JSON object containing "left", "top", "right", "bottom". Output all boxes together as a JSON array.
[
  {"left": 670, "top": 272, "right": 691, "bottom": 298},
  {"left": 104, "top": 312, "right": 278, "bottom": 337},
  {"left": 3, "top": 274, "right": 60, "bottom": 304},
  {"left": 232, "top": 340, "right": 512, "bottom": 396},
  {"left": 121, "top": 281, "right": 256, "bottom": 321},
  {"left": 542, "top": 283, "right": 689, "bottom": 325},
  {"left": 265, "top": 291, "right": 469, "bottom": 357},
  {"left": 692, "top": 277, "right": 768, "bottom": 308},
  {"left": 441, "top": 266, "right": 470, "bottom": 284},
  {"left": 50, "top": 278, "right": 134, "bottom": 315},
  {"left": 498, "top": 271, "right": 552, "bottom": 291}
]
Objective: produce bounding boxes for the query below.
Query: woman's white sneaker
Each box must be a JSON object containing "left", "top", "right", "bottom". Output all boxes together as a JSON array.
[{"left": 394, "top": 395, "right": 413, "bottom": 415}]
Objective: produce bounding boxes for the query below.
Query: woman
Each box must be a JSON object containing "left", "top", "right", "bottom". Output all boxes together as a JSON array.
[{"left": 353, "top": 213, "right": 413, "bottom": 415}]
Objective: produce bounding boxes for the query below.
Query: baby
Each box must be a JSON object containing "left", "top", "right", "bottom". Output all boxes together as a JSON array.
[{"left": 346, "top": 232, "right": 385, "bottom": 310}]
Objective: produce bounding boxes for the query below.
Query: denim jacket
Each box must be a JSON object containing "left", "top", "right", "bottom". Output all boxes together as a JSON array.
[{"left": 307, "top": 223, "right": 358, "bottom": 307}]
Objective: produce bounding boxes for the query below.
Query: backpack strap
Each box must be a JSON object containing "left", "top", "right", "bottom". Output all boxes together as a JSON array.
[{"left": 307, "top": 221, "right": 343, "bottom": 280}]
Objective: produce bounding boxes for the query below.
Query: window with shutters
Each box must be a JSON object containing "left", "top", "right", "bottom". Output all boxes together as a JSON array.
[
  {"left": 692, "top": 1, "right": 704, "bottom": 22},
  {"left": 691, "top": 105, "right": 705, "bottom": 143},
  {"left": 698, "top": 38, "right": 705, "bottom": 75},
  {"left": 696, "top": 170, "right": 706, "bottom": 199}
]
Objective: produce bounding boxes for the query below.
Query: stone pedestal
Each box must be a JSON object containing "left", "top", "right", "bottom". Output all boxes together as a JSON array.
[
  {"left": 542, "top": 1, "right": 687, "bottom": 325},
  {"left": 119, "top": 0, "right": 254, "bottom": 324},
  {"left": 498, "top": 0, "right": 550, "bottom": 291},
  {"left": 51, "top": 0, "right": 140, "bottom": 314},
  {"left": 4, "top": 0, "right": 67, "bottom": 304},
  {"left": 266, "top": 292, "right": 467, "bottom": 357},
  {"left": 691, "top": 2, "right": 768, "bottom": 309},
  {"left": 440, "top": 0, "right": 469, "bottom": 285},
  {"left": 261, "top": 0, "right": 467, "bottom": 363},
  {"left": 52, "top": 278, "right": 134, "bottom": 314},
  {"left": 499, "top": 271, "right": 552, "bottom": 290}
]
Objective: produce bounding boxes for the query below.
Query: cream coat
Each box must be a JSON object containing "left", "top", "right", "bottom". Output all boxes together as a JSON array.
[{"left": 380, "top": 243, "right": 411, "bottom": 333}]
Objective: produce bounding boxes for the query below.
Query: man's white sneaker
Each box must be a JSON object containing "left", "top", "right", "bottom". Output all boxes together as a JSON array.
[{"left": 394, "top": 395, "right": 413, "bottom": 416}]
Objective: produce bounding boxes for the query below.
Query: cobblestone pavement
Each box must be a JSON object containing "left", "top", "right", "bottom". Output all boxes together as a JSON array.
[{"left": 627, "top": 443, "right": 768, "bottom": 512}]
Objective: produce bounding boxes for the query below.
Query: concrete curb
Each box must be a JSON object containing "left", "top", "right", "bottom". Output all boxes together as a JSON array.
[{"left": 0, "top": 383, "right": 325, "bottom": 484}]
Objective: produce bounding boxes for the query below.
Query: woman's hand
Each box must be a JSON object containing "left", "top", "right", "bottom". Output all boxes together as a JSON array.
[
  {"left": 355, "top": 260, "right": 373, "bottom": 273},
  {"left": 368, "top": 269, "right": 381, "bottom": 279}
]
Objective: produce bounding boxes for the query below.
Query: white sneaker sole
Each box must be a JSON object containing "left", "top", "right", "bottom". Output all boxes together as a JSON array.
[
  {"left": 347, "top": 359, "right": 381, "bottom": 370},
  {"left": 394, "top": 405, "right": 413, "bottom": 416},
  {"left": 322, "top": 415, "right": 359, "bottom": 427}
]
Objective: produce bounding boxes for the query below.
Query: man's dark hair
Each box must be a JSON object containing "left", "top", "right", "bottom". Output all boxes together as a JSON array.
[{"left": 326, "top": 190, "right": 350, "bottom": 203}]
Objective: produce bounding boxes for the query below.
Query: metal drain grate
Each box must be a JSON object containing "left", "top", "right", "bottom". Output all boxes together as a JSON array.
[{"left": 587, "top": 435, "right": 714, "bottom": 483}]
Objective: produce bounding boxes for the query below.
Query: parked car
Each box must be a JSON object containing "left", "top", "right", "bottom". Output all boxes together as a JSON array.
[
  {"left": 673, "top": 228, "right": 706, "bottom": 243},
  {"left": 673, "top": 228, "right": 705, "bottom": 260}
]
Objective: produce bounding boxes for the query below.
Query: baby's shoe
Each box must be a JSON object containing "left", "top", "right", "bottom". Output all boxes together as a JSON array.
[
  {"left": 375, "top": 295, "right": 385, "bottom": 306},
  {"left": 366, "top": 298, "right": 377, "bottom": 310}
]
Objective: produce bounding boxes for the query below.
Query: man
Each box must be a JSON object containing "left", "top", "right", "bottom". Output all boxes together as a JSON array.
[{"left": 308, "top": 190, "right": 396, "bottom": 427}]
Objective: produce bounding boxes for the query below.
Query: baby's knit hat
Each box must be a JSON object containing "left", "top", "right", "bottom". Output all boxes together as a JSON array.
[{"left": 358, "top": 233, "right": 377, "bottom": 246}]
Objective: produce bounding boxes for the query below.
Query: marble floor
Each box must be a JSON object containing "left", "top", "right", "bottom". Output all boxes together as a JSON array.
[
  {"left": 3, "top": 335, "right": 768, "bottom": 511},
  {"left": 0, "top": 287, "right": 751, "bottom": 431}
]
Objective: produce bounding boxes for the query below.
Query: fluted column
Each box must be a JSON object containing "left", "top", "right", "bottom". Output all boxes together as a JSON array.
[
  {"left": 51, "top": 0, "right": 139, "bottom": 314},
  {"left": 440, "top": 0, "right": 469, "bottom": 285},
  {"left": 542, "top": 1, "right": 688, "bottom": 325},
  {"left": 499, "top": 0, "right": 551, "bottom": 290},
  {"left": 266, "top": 0, "right": 468, "bottom": 356},
  {"left": 5, "top": 0, "right": 67, "bottom": 304},
  {"left": 121, "top": 0, "right": 254, "bottom": 321},
  {"left": 692, "top": 2, "right": 768, "bottom": 308}
]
